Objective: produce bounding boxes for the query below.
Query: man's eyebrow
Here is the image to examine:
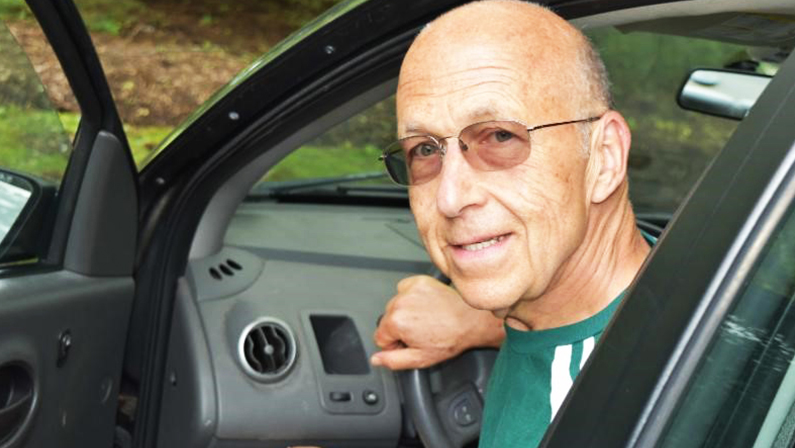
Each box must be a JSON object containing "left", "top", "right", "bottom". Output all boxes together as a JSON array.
[
  {"left": 401, "top": 106, "right": 506, "bottom": 138},
  {"left": 465, "top": 105, "right": 503, "bottom": 123},
  {"left": 402, "top": 123, "right": 429, "bottom": 137}
]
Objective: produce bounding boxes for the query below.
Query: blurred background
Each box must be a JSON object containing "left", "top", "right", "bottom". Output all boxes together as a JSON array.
[{"left": 0, "top": 0, "right": 340, "bottom": 163}]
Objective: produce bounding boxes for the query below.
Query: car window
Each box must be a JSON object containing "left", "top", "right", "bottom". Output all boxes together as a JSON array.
[
  {"left": 0, "top": 20, "right": 74, "bottom": 182},
  {"left": 0, "top": 3, "right": 80, "bottom": 265},
  {"left": 253, "top": 30, "right": 754, "bottom": 215},
  {"left": 656, "top": 203, "right": 795, "bottom": 448},
  {"left": 589, "top": 29, "right": 747, "bottom": 214},
  {"left": 263, "top": 96, "right": 395, "bottom": 184}
]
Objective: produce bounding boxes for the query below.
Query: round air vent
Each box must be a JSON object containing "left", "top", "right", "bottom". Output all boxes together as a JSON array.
[{"left": 238, "top": 318, "right": 297, "bottom": 382}]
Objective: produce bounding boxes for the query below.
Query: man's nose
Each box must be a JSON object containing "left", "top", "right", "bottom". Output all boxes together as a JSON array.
[{"left": 435, "top": 138, "right": 486, "bottom": 218}]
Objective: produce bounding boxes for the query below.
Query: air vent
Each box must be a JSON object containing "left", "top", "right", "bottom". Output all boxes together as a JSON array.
[
  {"left": 238, "top": 318, "right": 297, "bottom": 382},
  {"left": 209, "top": 259, "right": 244, "bottom": 281}
]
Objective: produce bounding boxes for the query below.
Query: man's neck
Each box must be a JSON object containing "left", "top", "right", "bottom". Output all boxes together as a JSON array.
[{"left": 504, "top": 191, "right": 651, "bottom": 331}]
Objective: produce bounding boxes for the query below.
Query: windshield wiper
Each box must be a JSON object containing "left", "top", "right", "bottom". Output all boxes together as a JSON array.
[{"left": 249, "top": 171, "right": 400, "bottom": 198}]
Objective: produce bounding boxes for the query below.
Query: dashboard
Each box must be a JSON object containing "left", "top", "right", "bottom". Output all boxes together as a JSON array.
[{"left": 157, "top": 201, "right": 433, "bottom": 447}]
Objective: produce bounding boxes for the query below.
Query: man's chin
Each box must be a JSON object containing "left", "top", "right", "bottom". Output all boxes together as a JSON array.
[{"left": 455, "top": 282, "right": 519, "bottom": 313}]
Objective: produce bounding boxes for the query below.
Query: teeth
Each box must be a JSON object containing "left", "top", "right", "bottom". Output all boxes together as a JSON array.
[{"left": 462, "top": 235, "right": 505, "bottom": 251}]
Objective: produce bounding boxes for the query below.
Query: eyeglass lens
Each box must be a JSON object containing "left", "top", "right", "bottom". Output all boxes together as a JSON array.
[{"left": 383, "top": 120, "right": 531, "bottom": 185}]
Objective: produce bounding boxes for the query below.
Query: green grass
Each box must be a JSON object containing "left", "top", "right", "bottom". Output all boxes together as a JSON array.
[
  {"left": 126, "top": 124, "right": 172, "bottom": 166},
  {"left": 263, "top": 143, "right": 385, "bottom": 182},
  {"left": 0, "top": 0, "right": 31, "bottom": 20},
  {"left": 20, "top": 109, "right": 378, "bottom": 182},
  {"left": 59, "top": 111, "right": 172, "bottom": 168},
  {"left": 0, "top": 105, "right": 71, "bottom": 181}
]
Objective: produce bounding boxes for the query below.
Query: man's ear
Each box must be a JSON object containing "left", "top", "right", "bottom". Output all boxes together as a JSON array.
[{"left": 589, "top": 110, "right": 631, "bottom": 204}]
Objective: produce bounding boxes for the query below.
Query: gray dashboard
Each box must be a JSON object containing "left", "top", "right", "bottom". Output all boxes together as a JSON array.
[{"left": 158, "top": 201, "right": 433, "bottom": 448}]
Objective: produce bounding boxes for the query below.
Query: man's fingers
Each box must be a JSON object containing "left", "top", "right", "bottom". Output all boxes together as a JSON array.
[
  {"left": 373, "top": 315, "right": 400, "bottom": 349},
  {"left": 370, "top": 347, "right": 434, "bottom": 370}
]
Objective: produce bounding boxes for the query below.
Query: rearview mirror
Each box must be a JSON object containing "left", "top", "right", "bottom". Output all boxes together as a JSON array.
[{"left": 677, "top": 69, "right": 771, "bottom": 120}]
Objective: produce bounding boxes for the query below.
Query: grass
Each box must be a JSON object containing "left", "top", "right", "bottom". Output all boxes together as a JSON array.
[
  {"left": 59, "top": 112, "right": 172, "bottom": 168},
  {"left": 0, "top": 105, "right": 71, "bottom": 181},
  {"left": 262, "top": 143, "right": 385, "bottom": 182},
  {"left": 7, "top": 108, "right": 377, "bottom": 181}
]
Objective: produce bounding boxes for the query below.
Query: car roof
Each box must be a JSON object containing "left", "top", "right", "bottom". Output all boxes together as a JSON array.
[{"left": 575, "top": 0, "right": 795, "bottom": 56}]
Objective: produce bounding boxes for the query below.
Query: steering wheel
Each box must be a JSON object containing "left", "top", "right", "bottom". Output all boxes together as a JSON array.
[{"left": 399, "top": 268, "right": 497, "bottom": 448}]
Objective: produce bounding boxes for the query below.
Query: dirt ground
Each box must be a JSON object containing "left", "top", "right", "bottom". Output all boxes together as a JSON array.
[{"left": 8, "top": 0, "right": 316, "bottom": 127}]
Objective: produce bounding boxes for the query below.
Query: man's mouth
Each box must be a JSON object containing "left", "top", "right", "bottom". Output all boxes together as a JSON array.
[{"left": 457, "top": 234, "right": 509, "bottom": 251}]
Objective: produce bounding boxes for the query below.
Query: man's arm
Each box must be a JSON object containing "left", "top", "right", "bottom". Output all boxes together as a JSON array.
[{"left": 371, "top": 275, "right": 505, "bottom": 370}]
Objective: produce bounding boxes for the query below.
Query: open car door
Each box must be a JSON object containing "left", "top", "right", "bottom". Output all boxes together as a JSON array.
[{"left": 0, "top": 0, "right": 136, "bottom": 446}]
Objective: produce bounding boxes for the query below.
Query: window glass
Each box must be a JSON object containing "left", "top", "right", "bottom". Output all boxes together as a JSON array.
[
  {"left": 589, "top": 29, "right": 745, "bottom": 214},
  {"left": 0, "top": 2, "right": 81, "bottom": 264},
  {"left": 253, "top": 31, "right": 751, "bottom": 214},
  {"left": 0, "top": 19, "right": 74, "bottom": 182},
  {"left": 263, "top": 96, "right": 394, "bottom": 184},
  {"left": 657, "top": 205, "right": 795, "bottom": 448}
]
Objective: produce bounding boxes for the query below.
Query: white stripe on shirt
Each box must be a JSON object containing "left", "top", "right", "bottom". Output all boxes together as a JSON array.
[
  {"left": 580, "top": 336, "right": 595, "bottom": 369},
  {"left": 549, "top": 344, "right": 573, "bottom": 421}
]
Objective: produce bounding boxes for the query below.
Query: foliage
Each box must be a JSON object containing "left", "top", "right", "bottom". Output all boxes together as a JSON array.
[
  {"left": 0, "top": 0, "right": 28, "bottom": 20},
  {"left": 275, "top": 0, "right": 342, "bottom": 27},
  {"left": 587, "top": 29, "right": 744, "bottom": 212},
  {"left": 0, "top": 105, "right": 70, "bottom": 182},
  {"left": 59, "top": 112, "right": 172, "bottom": 167},
  {"left": 71, "top": 0, "right": 147, "bottom": 35},
  {"left": 312, "top": 96, "right": 397, "bottom": 153},
  {"left": 0, "top": 27, "right": 51, "bottom": 109}
]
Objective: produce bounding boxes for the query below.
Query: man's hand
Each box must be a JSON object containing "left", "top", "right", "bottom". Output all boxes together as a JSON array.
[{"left": 371, "top": 275, "right": 505, "bottom": 370}]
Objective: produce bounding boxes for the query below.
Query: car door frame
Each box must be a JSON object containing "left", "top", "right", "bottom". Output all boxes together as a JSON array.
[
  {"left": 0, "top": 0, "right": 137, "bottom": 446},
  {"left": 24, "top": 0, "right": 133, "bottom": 263},
  {"left": 124, "top": 0, "right": 697, "bottom": 446},
  {"left": 543, "top": 42, "right": 795, "bottom": 447}
]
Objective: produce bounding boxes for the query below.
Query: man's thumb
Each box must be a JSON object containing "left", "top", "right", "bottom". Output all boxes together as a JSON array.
[{"left": 370, "top": 348, "right": 431, "bottom": 370}]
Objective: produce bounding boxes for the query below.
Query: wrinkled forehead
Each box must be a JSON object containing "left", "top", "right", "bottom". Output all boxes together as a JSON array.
[{"left": 396, "top": 39, "right": 567, "bottom": 136}]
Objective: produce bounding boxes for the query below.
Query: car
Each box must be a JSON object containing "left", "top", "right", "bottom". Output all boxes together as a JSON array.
[{"left": 0, "top": 0, "right": 793, "bottom": 447}]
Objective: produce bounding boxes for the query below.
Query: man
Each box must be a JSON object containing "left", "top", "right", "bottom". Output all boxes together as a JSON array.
[{"left": 371, "top": 1, "right": 652, "bottom": 447}]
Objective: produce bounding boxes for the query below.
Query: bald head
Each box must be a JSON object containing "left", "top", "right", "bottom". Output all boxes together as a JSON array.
[
  {"left": 398, "top": 0, "right": 610, "bottom": 135},
  {"left": 397, "top": 0, "right": 640, "bottom": 328}
]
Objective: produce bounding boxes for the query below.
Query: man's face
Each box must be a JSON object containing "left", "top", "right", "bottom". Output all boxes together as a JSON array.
[{"left": 399, "top": 36, "right": 595, "bottom": 315}]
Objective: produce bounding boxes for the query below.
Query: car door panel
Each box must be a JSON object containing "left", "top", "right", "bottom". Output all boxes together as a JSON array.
[
  {"left": 0, "top": 130, "right": 137, "bottom": 447},
  {"left": 0, "top": 273, "right": 133, "bottom": 447}
]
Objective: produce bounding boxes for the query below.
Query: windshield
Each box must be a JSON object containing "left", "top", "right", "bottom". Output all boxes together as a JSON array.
[{"left": 250, "top": 29, "right": 781, "bottom": 214}]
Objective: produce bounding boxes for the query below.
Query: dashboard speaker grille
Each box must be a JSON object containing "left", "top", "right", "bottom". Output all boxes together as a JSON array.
[{"left": 239, "top": 319, "right": 296, "bottom": 381}]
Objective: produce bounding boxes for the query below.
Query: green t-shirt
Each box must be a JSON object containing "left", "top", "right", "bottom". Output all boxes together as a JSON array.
[
  {"left": 478, "top": 231, "right": 655, "bottom": 448},
  {"left": 478, "top": 293, "right": 622, "bottom": 448}
]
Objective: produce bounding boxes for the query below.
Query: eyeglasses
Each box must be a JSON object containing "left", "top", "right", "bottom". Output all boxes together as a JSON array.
[{"left": 379, "top": 116, "right": 601, "bottom": 186}]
